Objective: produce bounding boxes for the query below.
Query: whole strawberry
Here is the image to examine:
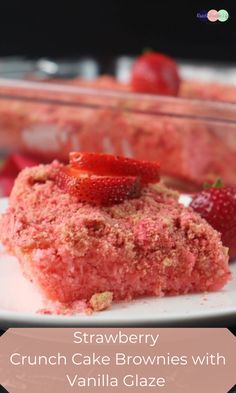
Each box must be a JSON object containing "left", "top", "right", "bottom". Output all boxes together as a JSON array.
[
  {"left": 131, "top": 51, "right": 180, "bottom": 96},
  {"left": 190, "top": 185, "right": 236, "bottom": 259}
]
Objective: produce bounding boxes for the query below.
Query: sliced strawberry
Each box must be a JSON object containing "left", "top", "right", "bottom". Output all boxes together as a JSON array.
[
  {"left": 56, "top": 166, "right": 141, "bottom": 206},
  {"left": 69, "top": 152, "right": 160, "bottom": 184}
]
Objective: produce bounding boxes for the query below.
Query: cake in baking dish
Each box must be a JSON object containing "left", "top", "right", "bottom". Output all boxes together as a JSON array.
[{"left": 1, "top": 74, "right": 236, "bottom": 191}]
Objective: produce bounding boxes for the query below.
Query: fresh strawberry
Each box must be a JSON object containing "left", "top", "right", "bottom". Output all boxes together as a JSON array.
[
  {"left": 69, "top": 152, "right": 160, "bottom": 184},
  {"left": 190, "top": 186, "right": 236, "bottom": 259},
  {"left": 130, "top": 51, "right": 180, "bottom": 96},
  {"left": 56, "top": 166, "right": 141, "bottom": 206}
]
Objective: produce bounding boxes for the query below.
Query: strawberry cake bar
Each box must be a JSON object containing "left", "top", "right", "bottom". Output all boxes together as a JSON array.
[{"left": 0, "top": 154, "right": 231, "bottom": 312}]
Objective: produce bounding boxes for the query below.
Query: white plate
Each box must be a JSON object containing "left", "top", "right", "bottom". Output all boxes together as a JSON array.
[{"left": 0, "top": 197, "right": 236, "bottom": 327}]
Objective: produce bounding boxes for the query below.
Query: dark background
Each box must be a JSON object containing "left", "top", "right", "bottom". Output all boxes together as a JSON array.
[{"left": 0, "top": 0, "right": 235, "bottom": 62}]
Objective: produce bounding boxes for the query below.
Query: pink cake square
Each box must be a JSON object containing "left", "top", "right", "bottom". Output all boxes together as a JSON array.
[{"left": 0, "top": 161, "right": 230, "bottom": 311}]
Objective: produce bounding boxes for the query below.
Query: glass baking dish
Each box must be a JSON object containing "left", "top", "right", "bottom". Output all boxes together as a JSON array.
[{"left": 0, "top": 76, "right": 236, "bottom": 192}]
